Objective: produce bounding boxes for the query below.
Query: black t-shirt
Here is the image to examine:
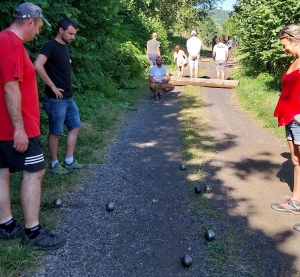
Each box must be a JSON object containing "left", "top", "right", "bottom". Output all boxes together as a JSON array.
[{"left": 40, "top": 39, "right": 73, "bottom": 98}]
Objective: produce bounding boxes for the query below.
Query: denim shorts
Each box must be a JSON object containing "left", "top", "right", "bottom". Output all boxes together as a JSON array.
[
  {"left": 148, "top": 54, "right": 158, "bottom": 66},
  {"left": 285, "top": 121, "right": 300, "bottom": 145},
  {"left": 43, "top": 95, "right": 82, "bottom": 135}
]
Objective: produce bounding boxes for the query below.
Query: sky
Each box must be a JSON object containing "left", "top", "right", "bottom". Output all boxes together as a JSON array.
[{"left": 220, "top": 0, "right": 237, "bottom": 11}]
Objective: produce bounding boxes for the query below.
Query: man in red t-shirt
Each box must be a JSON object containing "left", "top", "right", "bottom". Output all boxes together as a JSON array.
[{"left": 0, "top": 2, "right": 66, "bottom": 250}]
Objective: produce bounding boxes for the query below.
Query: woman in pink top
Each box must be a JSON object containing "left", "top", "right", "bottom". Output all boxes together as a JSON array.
[{"left": 272, "top": 25, "right": 300, "bottom": 227}]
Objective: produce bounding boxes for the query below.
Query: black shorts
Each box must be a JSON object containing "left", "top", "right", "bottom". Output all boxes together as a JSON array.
[{"left": 0, "top": 136, "right": 45, "bottom": 173}]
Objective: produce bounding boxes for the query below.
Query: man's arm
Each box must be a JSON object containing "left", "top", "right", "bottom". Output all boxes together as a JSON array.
[
  {"left": 148, "top": 75, "right": 161, "bottom": 83},
  {"left": 34, "top": 54, "right": 64, "bottom": 99},
  {"left": 187, "top": 41, "right": 191, "bottom": 55},
  {"left": 146, "top": 45, "right": 149, "bottom": 58},
  {"left": 212, "top": 50, "right": 216, "bottom": 60},
  {"left": 4, "top": 81, "right": 28, "bottom": 152},
  {"left": 157, "top": 47, "right": 160, "bottom": 56},
  {"left": 165, "top": 74, "right": 171, "bottom": 82}
]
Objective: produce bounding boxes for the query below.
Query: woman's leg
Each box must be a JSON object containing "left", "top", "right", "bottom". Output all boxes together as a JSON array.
[{"left": 288, "top": 140, "right": 300, "bottom": 202}]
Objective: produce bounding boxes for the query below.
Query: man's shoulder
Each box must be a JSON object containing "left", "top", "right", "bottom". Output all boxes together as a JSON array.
[{"left": 216, "top": 43, "right": 226, "bottom": 48}]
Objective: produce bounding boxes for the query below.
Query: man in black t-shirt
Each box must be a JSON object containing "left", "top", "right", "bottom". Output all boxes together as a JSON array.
[{"left": 34, "top": 18, "right": 87, "bottom": 175}]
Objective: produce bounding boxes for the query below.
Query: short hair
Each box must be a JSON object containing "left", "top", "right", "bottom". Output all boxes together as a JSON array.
[
  {"left": 152, "top": 32, "right": 158, "bottom": 38},
  {"left": 279, "top": 24, "right": 300, "bottom": 42},
  {"left": 11, "top": 17, "right": 42, "bottom": 26},
  {"left": 58, "top": 18, "right": 77, "bottom": 31},
  {"left": 156, "top": 56, "right": 162, "bottom": 60}
]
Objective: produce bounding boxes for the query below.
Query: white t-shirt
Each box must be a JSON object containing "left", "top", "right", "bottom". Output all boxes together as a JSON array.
[
  {"left": 186, "top": 37, "right": 202, "bottom": 56},
  {"left": 149, "top": 65, "right": 169, "bottom": 83},
  {"left": 213, "top": 43, "right": 228, "bottom": 60}
]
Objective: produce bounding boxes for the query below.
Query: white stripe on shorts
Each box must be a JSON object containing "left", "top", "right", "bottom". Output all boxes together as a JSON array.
[{"left": 24, "top": 154, "right": 45, "bottom": 165}]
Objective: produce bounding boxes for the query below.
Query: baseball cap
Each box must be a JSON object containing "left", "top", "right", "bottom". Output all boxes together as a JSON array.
[
  {"left": 191, "top": 30, "right": 197, "bottom": 35},
  {"left": 13, "top": 2, "right": 51, "bottom": 27}
]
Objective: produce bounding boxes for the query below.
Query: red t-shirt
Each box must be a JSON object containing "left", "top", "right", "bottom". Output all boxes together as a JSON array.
[
  {"left": 0, "top": 30, "right": 40, "bottom": 140},
  {"left": 274, "top": 69, "right": 300, "bottom": 127}
]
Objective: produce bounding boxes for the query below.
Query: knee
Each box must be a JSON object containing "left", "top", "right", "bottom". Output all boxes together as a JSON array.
[
  {"left": 292, "top": 157, "right": 300, "bottom": 167},
  {"left": 150, "top": 83, "right": 156, "bottom": 90}
]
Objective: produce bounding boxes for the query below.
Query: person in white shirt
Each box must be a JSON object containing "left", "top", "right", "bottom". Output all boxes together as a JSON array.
[
  {"left": 148, "top": 56, "right": 175, "bottom": 99},
  {"left": 186, "top": 30, "right": 202, "bottom": 78},
  {"left": 212, "top": 37, "right": 229, "bottom": 80}
]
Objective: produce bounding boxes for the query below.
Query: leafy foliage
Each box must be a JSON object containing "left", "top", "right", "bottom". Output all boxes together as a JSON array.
[{"left": 228, "top": 0, "right": 300, "bottom": 78}]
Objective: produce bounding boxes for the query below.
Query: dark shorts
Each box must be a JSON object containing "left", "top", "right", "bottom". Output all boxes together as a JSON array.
[
  {"left": 148, "top": 54, "right": 159, "bottom": 66},
  {"left": 43, "top": 95, "right": 82, "bottom": 135},
  {"left": 0, "top": 136, "right": 45, "bottom": 173}
]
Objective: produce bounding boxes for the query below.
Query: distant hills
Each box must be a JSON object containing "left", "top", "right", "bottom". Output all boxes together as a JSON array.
[{"left": 209, "top": 9, "right": 231, "bottom": 26}]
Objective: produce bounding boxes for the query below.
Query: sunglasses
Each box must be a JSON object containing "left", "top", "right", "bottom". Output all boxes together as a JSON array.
[{"left": 281, "top": 30, "right": 295, "bottom": 38}]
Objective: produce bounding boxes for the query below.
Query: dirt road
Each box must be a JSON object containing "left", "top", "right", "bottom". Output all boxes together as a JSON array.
[{"left": 29, "top": 60, "right": 300, "bottom": 277}]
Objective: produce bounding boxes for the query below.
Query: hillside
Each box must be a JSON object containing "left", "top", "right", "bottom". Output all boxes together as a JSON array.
[{"left": 209, "top": 9, "right": 231, "bottom": 26}]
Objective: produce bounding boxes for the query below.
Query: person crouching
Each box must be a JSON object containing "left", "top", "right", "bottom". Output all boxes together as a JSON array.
[{"left": 148, "top": 56, "right": 175, "bottom": 99}]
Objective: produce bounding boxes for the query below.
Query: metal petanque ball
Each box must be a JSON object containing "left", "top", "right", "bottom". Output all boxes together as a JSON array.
[
  {"left": 53, "top": 198, "right": 62, "bottom": 207},
  {"left": 181, "top": 254, "right": 193, "bottom": 267},
  {"left": 194, "top": 186, "right": 202, "bottom": 194},
  {"left": 205, "top": 230, "right": 215, "bottom": 241},
  {"left": 179, "top": 164, "right": 187, "bottom": 171},
  {"left": 204, "top": 184, "right": 212, "bottom": 193},
  {"left": 106, "top": 201, "right": 115, "bottom": 212}
]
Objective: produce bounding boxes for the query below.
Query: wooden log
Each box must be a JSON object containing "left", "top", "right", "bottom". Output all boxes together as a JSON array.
[{"left": 170, "top": 76, "right": 239, "bottom": 89}]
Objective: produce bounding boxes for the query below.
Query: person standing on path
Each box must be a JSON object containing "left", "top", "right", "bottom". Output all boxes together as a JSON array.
[
  {"left": 212, "top": 35, "right": 217, "bottom": 51},
  {"left": 0, "top": 2, "right": 66, "bottom": 249},
  {"left": 34, "top": 18, "right": 87, "bottom": 175},
  {"left": 212, "top": 37, "right": 229, "bottom": 80},
  {"left": 146, "top": 32, "right": 161, "bottom": 68},
  {"left": 148, "top": 56, "right": 175, "bottom": 99},
  {"left": 186, "top": 30, "right": 202, "bottom": 79},
  {"left": 173, "top": 45, "right": 188, "bottom": 77},
  {"left": 272, "top": 24, "right": 300, "bottom": 222}
]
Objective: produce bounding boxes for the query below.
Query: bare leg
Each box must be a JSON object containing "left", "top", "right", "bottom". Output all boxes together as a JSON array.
[
  {"left": 20, "top": 169, "right": 45, "bottom": 228},
  {"left": 190, "top": 66, "right": 193, "bottom": 78},
  {"left": 288, "top": 140, "right": 300, "bottom": 202},
  {"left": 66, "top": 127, "right": 81, "bottom": 158},
  {"left": 181, "top": 66, "right": 185, "bottom": 77},
  {"left": 48, "top": 134, "right": 60, "bottom": 161},
  {"left": 0, "top": 168, "right": 13, "bottom": 224},
  {"left": 217, "top": 71, "right": 220, "bottom": 79},
  {"left": 194, "top": 67, "right": 198, "bottom": 79},
  {"left": 221, "top": 71, "right": 225, "bottom": 80}
]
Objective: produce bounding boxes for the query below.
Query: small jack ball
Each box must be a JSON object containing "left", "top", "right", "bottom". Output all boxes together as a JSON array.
[
  {"left": 205, "top": 230, "right": 215, "bottom": 241},
  {"left": 181, "top": 254, "right": 193, "bottom": 267},
  {"left": 53, "top": 199, "right": 62, "bottom": 207},
  {"left": 194, "top": 186, "right": 202, "bottom": 194},
  {"left": 106, "top": 201, "right": 115, "bottom": 212},
  {"left": 204, "top": 184, "right": 212, "bottom": 193},
  {"left": 179, "top": 164, "right": 186, "bottom": 171}
]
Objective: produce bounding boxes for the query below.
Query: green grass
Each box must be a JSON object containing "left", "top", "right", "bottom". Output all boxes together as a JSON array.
[
  {"left": 230, "top": 65, "right": 285, "bottom": 142},
  {"left": 0, "top": 78, "right": 149, "bottom": 277}
]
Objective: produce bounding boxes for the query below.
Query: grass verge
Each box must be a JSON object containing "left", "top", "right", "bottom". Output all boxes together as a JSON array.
[
  {"left": 0, "top": 79, "right": 149, "bottom": 277},
  {"left": 230, "top": 65, "right": 285, "bottom": 142}
]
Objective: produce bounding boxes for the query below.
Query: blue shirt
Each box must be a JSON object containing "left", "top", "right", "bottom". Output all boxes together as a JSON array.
[{"left": 149, "top": 65, "right": 169, "bottom": 82}]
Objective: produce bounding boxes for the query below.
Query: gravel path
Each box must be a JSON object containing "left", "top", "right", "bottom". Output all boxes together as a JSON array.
[{"left": 27, "top": 60, "right": 300, "bottom": 276}]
